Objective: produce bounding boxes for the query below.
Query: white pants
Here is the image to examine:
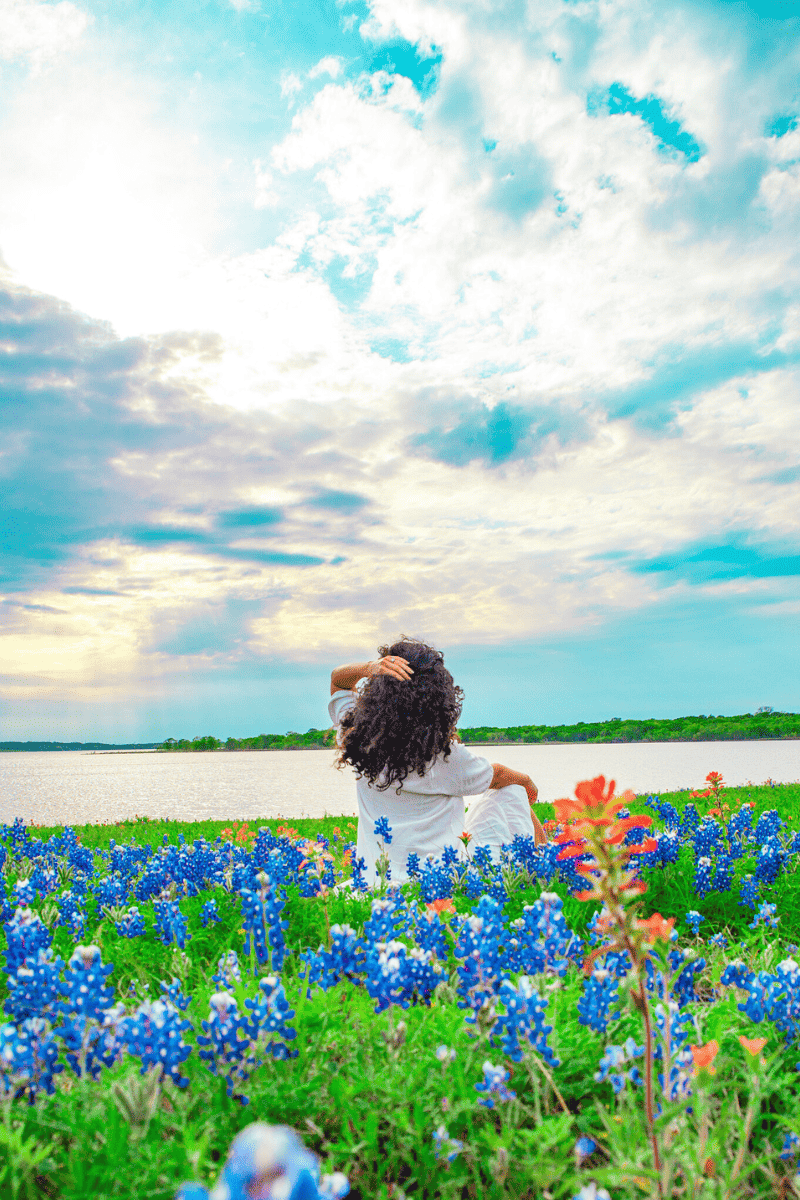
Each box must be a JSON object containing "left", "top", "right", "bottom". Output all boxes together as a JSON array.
[{"left": 463, "top": 784, "right": 537, "bottom": 862}]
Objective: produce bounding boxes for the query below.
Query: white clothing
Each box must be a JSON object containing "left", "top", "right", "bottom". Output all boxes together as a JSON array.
[{"left": 328, "top": 690, "right": 537, "bottom": 884}]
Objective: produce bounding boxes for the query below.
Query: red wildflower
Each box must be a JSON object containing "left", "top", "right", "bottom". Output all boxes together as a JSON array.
[
  {"left": 739, "top": 1035, "right": 767, "bottom": 1057},
  {"left": 691, "top": 1040, "right": 720, "bottom": 1076},
  {"left": 637, "top": 913, "right": 676, "bottom": 944}
]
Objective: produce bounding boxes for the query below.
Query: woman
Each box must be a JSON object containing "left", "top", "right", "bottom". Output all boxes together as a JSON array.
[{"left": 329, "top": 637, "right": 546, "bottom": 887}]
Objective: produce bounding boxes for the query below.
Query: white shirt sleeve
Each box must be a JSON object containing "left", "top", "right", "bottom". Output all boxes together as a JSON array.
[{"left": 328, "top": 689, "right": 357, "bottom": 730}]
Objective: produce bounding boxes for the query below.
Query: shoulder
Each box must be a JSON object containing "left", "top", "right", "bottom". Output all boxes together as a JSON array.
[{"left": 328, "top": 690, "right": 357, "bottom": 727}]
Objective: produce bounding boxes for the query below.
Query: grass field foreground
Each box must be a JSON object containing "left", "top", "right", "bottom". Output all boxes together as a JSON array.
[{"left": 2, "top": 776, "right": 800, "bottom": 1198}]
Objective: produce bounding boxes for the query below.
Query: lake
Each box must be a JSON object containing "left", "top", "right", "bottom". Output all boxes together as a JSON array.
[{"left": 0, "top": 741, "right": 798, "bottom": 827}]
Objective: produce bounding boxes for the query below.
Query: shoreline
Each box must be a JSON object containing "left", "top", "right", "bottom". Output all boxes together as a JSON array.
[{"left": 2, "top": 733, "right": 800, "bottom": 755}]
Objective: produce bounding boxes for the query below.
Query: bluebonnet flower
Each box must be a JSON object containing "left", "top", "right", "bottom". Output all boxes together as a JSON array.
[
  {"left": 350, "top": 855, "right": 368, "bottom": 892},
  {"left": 196, "top": 992, "right": 259, "bottom": 1101},
  {"left": 754, "top": 837, "right": 787, "bottom": 886},
  {"left": 685, "top": 911, "right": 704, "bottom": 935},
  {"left": 693, "top": 856, "right": 713, "bottom": 899},
  {"left": 577, "top": 968, "right": 621, "bottom": 1033},
  {"left": 575, "top": 1136, "right": 597, "bottom": 1162},
  {"left": 160, "top": 977, "right": 192, "bottom": 1011},
  {"left": 472, "top": 845, "right": 493, "bottom": 871},
  {"left": 453, "top": 895, "right": 507, "bottom": 1016},
  {"left": 708, "top": 933, "right": 728, "bottom": 949},
  {"left": 374, "top": 817, "right": 392, "bottom": 844},
  {"left": 645, "top": 795, "right": 680, "bottom": 828},
  {"left": 653, "top": 829, "right": 680, "bottom": 867},
  {"left": 0, "top": 1017, "right": 63, "bottom": 1102},
  {"left": 505, "top": 893, "right": 581, "bottom": 978},
  {"left": 679, "top": 804, "right": 700, "bottom": 838},
  {"left": 754, "top": 809, "right": 783, "bottom": 845},
  {"left": 244, "top": 975, "right": 298, "bottom": 1059},
  {"left": 13, "top": 878, "right": 36, "bottom": 906},
  {"left": 57, "top": 944, "right": 115, "bottom": 1022},
  {"left": 115, "top": 906, "right": 146, "bottom": 938},
  {"left": 122, "top": 997, "right": 193, "bottom": 1088},
  {"left": 177, "top": 1122, "right": 349, "bottom": 1200},
  {"left": 474, "top": 1060, "right": 516, "bottom": 1107},
  {"left": 432, "top": 1125, "right": 464, "bottom": 1164},
  {"left": 412, "top": 903, "right": 450, "bottom": 962},
  {"left": 594, "top": 1037, "right": 645, "bottom": 1094},
  {"left": 200, "top": 899, "right": 221, "bottom": 926},
  {"left": 211, "top": 952, "right": 242, "bottom": 992},
  {"left": 492, "top": 976, "right": 559, "bottom": 1066},
  {"left": 5, "top": 949, "right": 63, "bottom": 1021},
  {"left": 739, "top": 874, "right": 761, "bottom": 910},
  {"left": 435, "top": 1045, "right": 456, "bottom": 1064},
  {"left": 95, "top": 875, "right": 128, "bottom": 907},
  {"left": 241, "top": 874, "right": 288, "bottom": 971},
  {"left": 572, "top": 1186, "right": 611, "bottom": 1200},
  {"left": 418, "top": 855, "right": 455, "bottom": 904},
  {"left": 712, "top": 850, "right": 735, "bottom": 893},
  {"left": 302, "top": 924, "right": 365, "bottom": 993},
  {"left": 3, "top": 906, "right": 52, "bottom": 973},
  {"left": 780, "top": 1132, "right": 800, "bottom": 1160},
  {"left": 749, "top": 902, "right": 779, "bottom": 930},
  {"left": 664, "top": 948, "right": 706, "bottom": 1008},
  {"left": 405, "top": 852, "right": 420, "bottom": 879},
  {"left": 153, "top": 899, "right": 190, "bottom": 949}
]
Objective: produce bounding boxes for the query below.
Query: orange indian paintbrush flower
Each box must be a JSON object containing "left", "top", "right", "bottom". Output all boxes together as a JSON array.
[
  {"left": 636, "top": 913, "right": 676, "bottom": 944},
  {"left": 691, "top": 1040, "right": 720, "bottom": 1075},
  {"left": 739, "top": 1035, "right": 767, "bottom": 1056}
]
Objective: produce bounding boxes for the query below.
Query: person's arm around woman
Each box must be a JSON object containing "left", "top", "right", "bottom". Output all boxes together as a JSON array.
[{"left": 489, "top": 762, "right": 547, "bottom": 845}]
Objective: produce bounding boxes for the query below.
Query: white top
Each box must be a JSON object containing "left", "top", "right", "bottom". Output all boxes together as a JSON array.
[{"left": 328, "top": 689, "right": 494, "bottom": 886}]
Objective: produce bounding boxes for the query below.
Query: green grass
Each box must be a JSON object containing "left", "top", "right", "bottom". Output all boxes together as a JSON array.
[{"left": 5, "top": 780, "right": 800, "bottom": 1198}]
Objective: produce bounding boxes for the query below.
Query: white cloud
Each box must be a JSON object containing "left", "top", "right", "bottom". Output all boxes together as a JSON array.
[
  {"left": 0, "top": 0, "right": 88, "bottom": 70},
  {"left": 308, "top": 55, "right": 343, "bottom": 79},
  {"left": 2, "top": 0, "right": 800, "bottom": 709}
]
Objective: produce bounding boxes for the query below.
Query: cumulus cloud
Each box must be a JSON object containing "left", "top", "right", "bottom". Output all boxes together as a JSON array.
[
  {"left": 1, "top": 0, "right": 800, "bottom": 729},
  {"left": 0, "top": 0, "right": 88, "bottom": 69}
]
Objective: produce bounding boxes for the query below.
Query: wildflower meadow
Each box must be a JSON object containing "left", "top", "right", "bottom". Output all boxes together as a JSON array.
[{"left": 3, "top": 772, "right": 800, "bottom": 1199}]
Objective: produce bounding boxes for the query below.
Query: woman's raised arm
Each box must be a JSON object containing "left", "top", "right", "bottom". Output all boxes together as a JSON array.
[{"left": 331, "top": 656, "right": 413, "bottom": 694}]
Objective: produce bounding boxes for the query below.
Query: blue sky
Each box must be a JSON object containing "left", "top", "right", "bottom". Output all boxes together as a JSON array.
[{"left": 1, "top": 0, "right": 799, "bottom": 740}]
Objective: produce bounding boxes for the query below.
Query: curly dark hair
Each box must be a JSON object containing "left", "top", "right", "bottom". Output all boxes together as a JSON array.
[{"left": 336, "top": 638, "right": 464, "bottom": 791}]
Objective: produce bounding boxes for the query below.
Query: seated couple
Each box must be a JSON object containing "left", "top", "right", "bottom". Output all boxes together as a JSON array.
[{"left": 329, "top": 637, "right": 547, "bottom": 888}]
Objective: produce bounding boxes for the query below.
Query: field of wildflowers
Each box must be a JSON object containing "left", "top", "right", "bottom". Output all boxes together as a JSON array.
[{"left": 2, "top": 773, "right": 800, "bottom": 1199}]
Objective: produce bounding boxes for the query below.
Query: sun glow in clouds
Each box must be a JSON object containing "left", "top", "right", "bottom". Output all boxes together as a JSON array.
[{"left": 1, "top": 0, "right": 800, "bottom": 739}]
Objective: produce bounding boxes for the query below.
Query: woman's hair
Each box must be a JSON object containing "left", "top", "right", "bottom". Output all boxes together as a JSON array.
[{"left": 336, "top": 638, "right": 464, "bottom": 791}]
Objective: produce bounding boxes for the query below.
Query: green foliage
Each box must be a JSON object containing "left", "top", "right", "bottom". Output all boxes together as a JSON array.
[
  {"left": 6, "top": 782, "right": 800, "bottom": 1197},
  {"left": 156, "top": 711, "right": 800, "bottom": 751},
  {"left": 457, "top": 710, "right": 800, "bottom": 745}
]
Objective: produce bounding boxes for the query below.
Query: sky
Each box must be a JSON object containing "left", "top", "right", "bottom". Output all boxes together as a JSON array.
[{"left": 1, "top": 0, "right": 800, "bottom": 742}]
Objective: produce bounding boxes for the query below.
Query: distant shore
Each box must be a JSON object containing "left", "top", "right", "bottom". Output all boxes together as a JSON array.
[{"left": 6, "top": 711, "right": 797, "bottom": 752}]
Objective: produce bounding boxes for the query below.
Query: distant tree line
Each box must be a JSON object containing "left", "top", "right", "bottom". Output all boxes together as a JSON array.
[
  {"left": 158, "top": 729, "right": 337, "bottom": 752},
  {"left": 0, "top": 742, "right": 161, "bottom": 752},
  {"left": 157, "top": 710, "right": 799, "bottom": 751}
]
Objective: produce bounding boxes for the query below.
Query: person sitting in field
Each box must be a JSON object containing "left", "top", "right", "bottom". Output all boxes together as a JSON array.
[{"left": 329, "top": 637, "right": 547, "bottom": 887}]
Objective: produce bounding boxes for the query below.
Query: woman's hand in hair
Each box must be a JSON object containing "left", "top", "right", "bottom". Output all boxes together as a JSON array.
[
  {"left": 368, "top": 655, "right": 414, "bottom": 683},
  {"left": 331, "top": 655, "right": 414, "bottom": 694}
]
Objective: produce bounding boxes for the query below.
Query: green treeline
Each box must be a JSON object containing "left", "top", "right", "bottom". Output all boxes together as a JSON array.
[
  {"left": 158, "top": 729, "right": 337, "bottom": 752},
  {"left": 458, "top": 710, "right": 799, "bottom": 744},
  {"left": 158, "top": 709, "right": 799, "bottom": 751}
]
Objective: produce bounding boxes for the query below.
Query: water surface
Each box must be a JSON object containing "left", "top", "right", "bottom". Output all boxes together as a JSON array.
[{"left": 0, "top": 740, "right": 797, "bottom": 827}]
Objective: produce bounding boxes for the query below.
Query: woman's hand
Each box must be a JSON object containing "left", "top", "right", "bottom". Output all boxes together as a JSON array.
[
  {"left": 367, "top": 655, "right": 414, "bottom": 682},
  {"left": 331, "top": 656, "right": 413, "bottom": 693}
]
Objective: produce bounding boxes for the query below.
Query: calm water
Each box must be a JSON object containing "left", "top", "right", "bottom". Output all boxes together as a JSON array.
[{"left": 0, "top": 741, "right": 798, "bottom": 827}]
